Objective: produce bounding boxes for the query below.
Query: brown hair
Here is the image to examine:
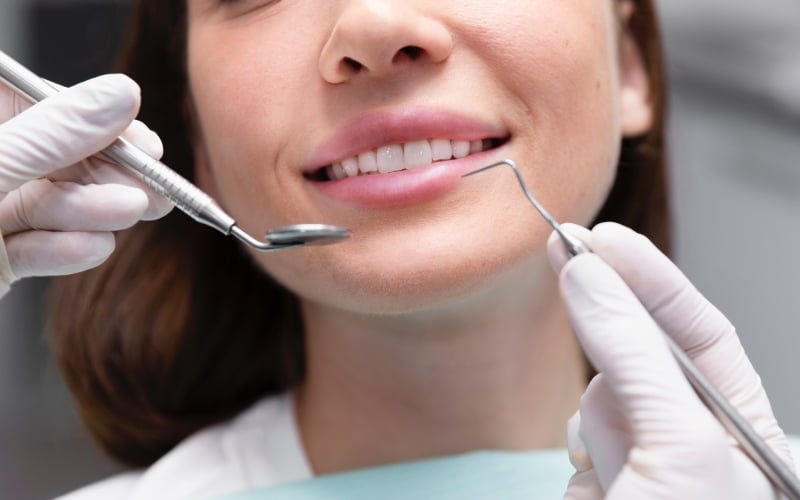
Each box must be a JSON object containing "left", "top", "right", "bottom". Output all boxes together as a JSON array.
[{"left": 48, "top": 0, "right": 670, "bottom": 468}]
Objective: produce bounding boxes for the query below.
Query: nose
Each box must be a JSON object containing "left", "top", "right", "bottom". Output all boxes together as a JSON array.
[{"left": 319, "top": 1, "right": 454, "bottom": 84}]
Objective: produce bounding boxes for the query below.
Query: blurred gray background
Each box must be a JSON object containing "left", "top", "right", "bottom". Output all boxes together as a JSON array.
[{"left": 0, "top": 0, "right": 798, "bottom": 498}]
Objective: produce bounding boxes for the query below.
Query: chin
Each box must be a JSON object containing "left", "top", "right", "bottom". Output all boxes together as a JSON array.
[{"left": 255, "top": 221, "right": 553, "bottom": 316}]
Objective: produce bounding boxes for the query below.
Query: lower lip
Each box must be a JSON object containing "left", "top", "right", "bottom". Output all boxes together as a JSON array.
[{"left": 308, "top": 149, "right": 503, "bottom": 209}]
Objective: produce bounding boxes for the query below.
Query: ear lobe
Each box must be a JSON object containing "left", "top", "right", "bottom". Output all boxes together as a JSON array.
[{"left": 618, "top": 2, "right": 653, "bottom": 138}]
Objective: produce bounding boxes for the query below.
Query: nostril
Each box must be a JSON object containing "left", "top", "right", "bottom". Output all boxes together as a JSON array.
[
  {"left": 342, "top": 57, "right": 363, "bottom": 72},
  {"left": 397, "top": 45, "right": 423, "bottom": 62}
]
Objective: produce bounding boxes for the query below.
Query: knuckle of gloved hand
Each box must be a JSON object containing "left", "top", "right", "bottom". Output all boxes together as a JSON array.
[
  {"left": 4, "top": 189, "right": 32, "bottom": 231},
  {"left": 0, "top": 180, "right": 49, "bottom": 234}
]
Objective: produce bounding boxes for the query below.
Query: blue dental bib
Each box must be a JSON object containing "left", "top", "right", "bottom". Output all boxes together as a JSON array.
[{"left": 219, "top": 449, "right": 573, "bottom": 499}]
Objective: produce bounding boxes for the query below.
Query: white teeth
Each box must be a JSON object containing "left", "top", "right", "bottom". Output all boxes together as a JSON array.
[
  {"left": 452, "top": 140, "right": 470, "bottom": 159},
  {"left": 377, "top": 144, "right": 404, "bottom": 173},
  {"left": 404, "top": 140, "right": 432, "bottom": 169},
  {"left": 342, "top": 157, "right": 359, "bottom": 177},
  {"left": 327, "top": 138, "right": 494, "bottom": 180},
  {"left": 431, "top": 139, "right": 452, "bottom": 161},
  {"left": 328, "top": 162, "right": 346, "bottom": 180},
  {"left": 358, "top": 150, "right": 378, "bottom": 173}
]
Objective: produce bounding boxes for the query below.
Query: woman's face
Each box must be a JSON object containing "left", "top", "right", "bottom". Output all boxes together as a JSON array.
[{"left": 186, "top": 0, "right": 651, "bottom": 313}]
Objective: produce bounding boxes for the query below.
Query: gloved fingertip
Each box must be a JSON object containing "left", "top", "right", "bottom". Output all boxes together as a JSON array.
[
  {"left": 148, "top": 129, "right": 164, "bottom": 158},
  {"left": 547, "top": 223, "right": 592, "bottom": 274},
  {"left": 84, "top": 232, "right": 117, "bottom": 266},
  {"left": 6, "top": 231, "right": 116, "bottom": 279},
  {"left": 591, "top": 221, "right": 655, "bottom": 258},
  {"left": 79, "top": 73, "right": 142, "bottom": 124},
  {"left": 142, "top": 196, "right": 175, "bottom": 221},
  {"left": 63, "top": 232, "right": 117, "bottom": 274},
  {"left": 51, "top": 232, "right": 116, "bottom": 275},
  {"left": 123, "top": 120, "right": 164, "bottom": 160},
  {"left": 50, "top": 182, "right": 150, "bottom": 231},
  {"left": 563, "top": 471, "right": 605, "bottom": 499},
  {"left": 54, "top": 232, "right": 116, "bottom": 271},
  {"left": 114, "top": 185, "right": 150, "bottom": 217},
  {"left": 100, "top": 73, "right": 141, "bottom": 98},
  {"left": 567, "top": 412, "right": 594, "bottom": 473}
]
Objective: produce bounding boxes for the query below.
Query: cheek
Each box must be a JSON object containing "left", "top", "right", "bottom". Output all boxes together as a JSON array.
[
  {"left": 251, "top": 213, "right": 556, "bottom": 315},
  {"left": 544, "top": 73, "right": 622, "bottom": 228},
  {"left": 478, "top": 3, "right": 622, "bottom": 224},
  {"left": 187, "top": 19, "right": 326, "bottom": 228}
]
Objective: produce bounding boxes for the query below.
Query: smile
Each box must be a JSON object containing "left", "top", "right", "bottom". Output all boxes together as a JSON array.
[
  {"left": 311, "top": 138, "right": 506, "bottom": 181},
  {"left": 302, "top": 108, "right": 511, "bottom": 208}
]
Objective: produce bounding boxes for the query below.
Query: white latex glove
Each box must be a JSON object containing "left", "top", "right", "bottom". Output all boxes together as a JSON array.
[
  {"left": 547, "top": 222, "right": 795, "bottom": 499},
  {"left": 0, "top": 74, "right": 173, "bottom": 297}
]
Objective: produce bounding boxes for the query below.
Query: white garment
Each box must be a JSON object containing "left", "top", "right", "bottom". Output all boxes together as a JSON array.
[
  {"left": 56, "top": 393, "right": 312, "bottom": 500},
  {"left": 56, "top": 390, "right": 800, "bottom": 499}
]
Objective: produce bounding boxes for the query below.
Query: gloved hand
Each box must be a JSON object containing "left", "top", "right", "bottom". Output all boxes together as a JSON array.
[
  {"left": 546, "top": 222, "right": 795, "bottom": 499},
  {"left": 0, "top": 74, "right": 173, "bottom": 297}
]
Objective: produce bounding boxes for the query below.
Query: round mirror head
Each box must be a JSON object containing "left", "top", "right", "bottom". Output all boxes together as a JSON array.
[{"left": 266, "top": 224, "right": 350, "bottom": 246}]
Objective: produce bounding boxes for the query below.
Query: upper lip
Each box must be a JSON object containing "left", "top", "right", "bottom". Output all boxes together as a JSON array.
[{"left": 304, "top": 107, "right": 509, "bottom": 174}]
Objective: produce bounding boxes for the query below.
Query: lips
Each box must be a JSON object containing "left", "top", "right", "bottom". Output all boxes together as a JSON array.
[
  {"left": 315, "top": 138, "right": 501, "bottom": 181},
  {"left": 304, "top": 108, "right": 510, "bottom": 207}
]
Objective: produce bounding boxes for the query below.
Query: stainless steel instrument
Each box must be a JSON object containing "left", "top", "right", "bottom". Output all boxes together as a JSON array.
[
  {"left": 466, "top": 159, "right": 800, "bottom": 500},
  {"left": 0, "top": 49, "right": 349, "bottom": 251}
]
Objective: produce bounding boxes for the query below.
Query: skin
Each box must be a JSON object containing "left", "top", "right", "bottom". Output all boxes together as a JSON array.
[{"left": 186, "top": 0, "right": 652, "bottom": 474}]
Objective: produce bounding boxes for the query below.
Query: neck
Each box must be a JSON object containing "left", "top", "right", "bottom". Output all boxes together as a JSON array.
[{"left": 295, "top": 262, "right": 586, "bottom": 475}]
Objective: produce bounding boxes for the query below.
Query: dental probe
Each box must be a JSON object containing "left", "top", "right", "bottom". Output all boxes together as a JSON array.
[
  {"left": 465, "top": 160, "right": 590, "bottom": 257},
  {"left": 0, "top": 49, "right": 349, "bottom": 251},
  {"left": 464, "top": 159, "right": 800, "bottom": 500}
]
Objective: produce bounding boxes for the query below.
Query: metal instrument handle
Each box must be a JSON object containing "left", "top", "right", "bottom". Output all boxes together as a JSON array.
[
  {"left": 101, "top": 139, "right": 235, "bottom": 233},
  {"left": 663, "top": 333, "right": 800, "bottom": 499},
  {"left": 0, "top": 48, "right": 235, "bottom": 235}
]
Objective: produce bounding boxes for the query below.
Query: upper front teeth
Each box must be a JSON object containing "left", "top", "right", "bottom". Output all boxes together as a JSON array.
[{"left": 327, "top": 139, "right": 489, "bottom": 180}]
